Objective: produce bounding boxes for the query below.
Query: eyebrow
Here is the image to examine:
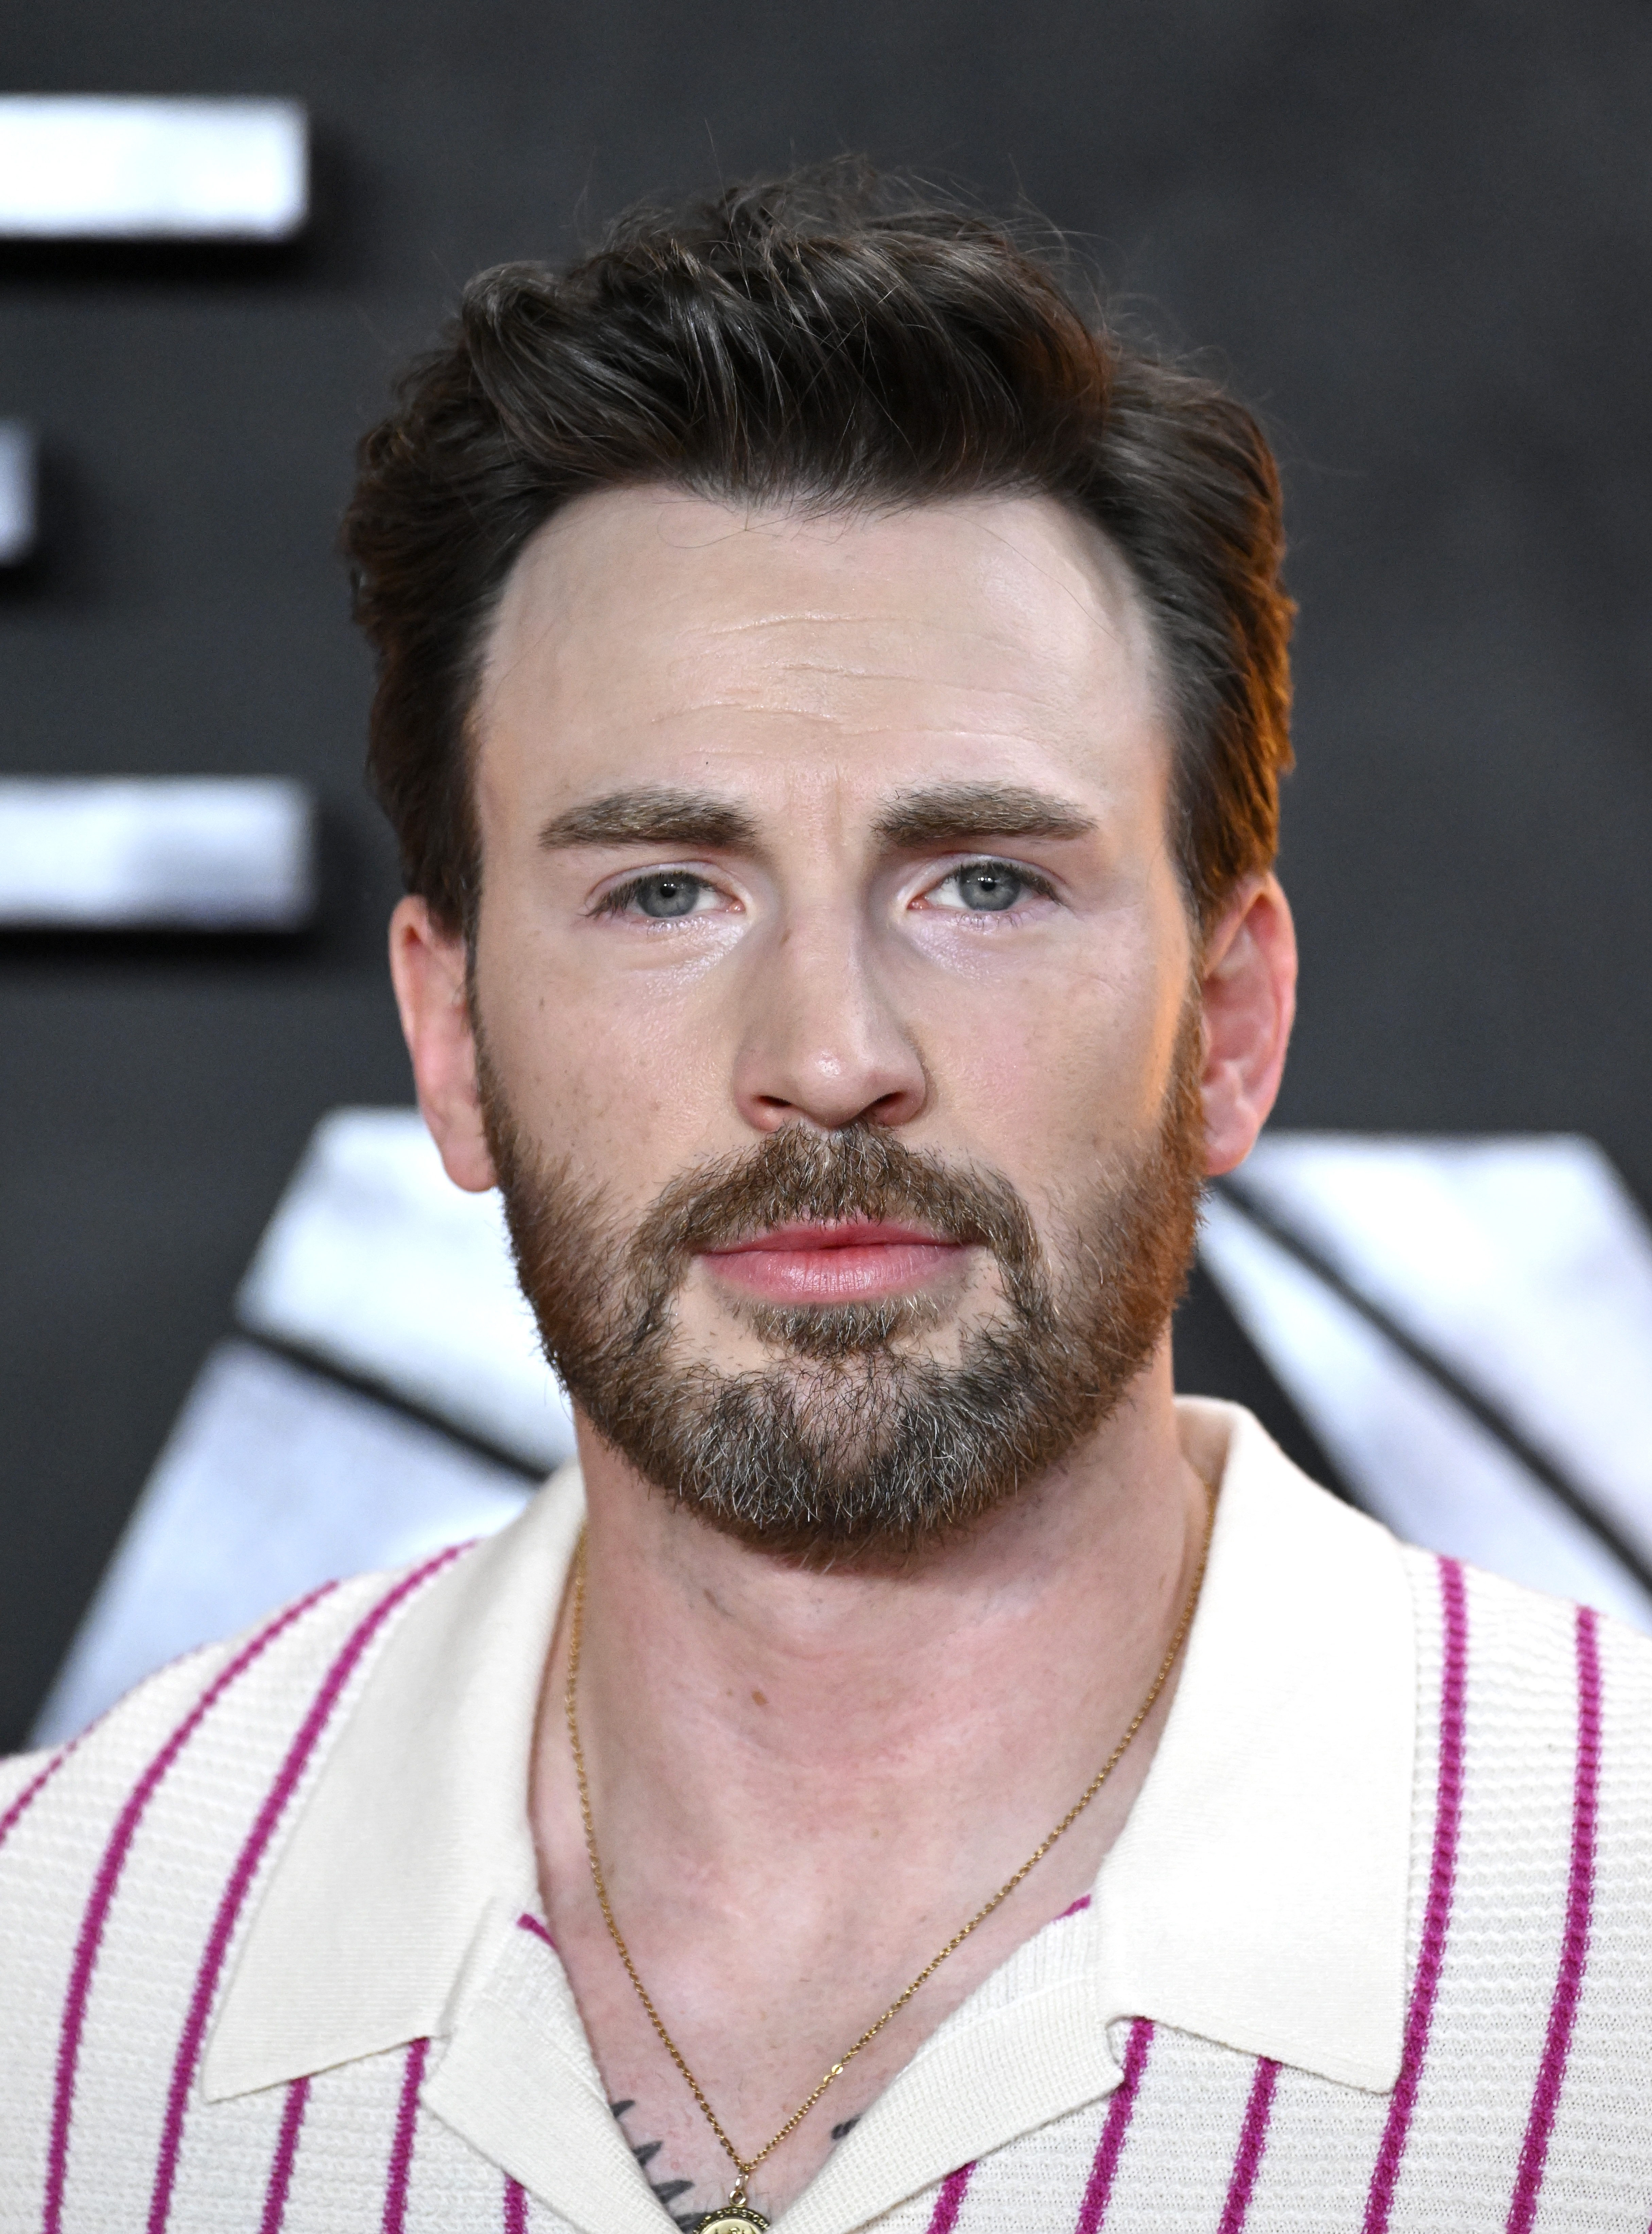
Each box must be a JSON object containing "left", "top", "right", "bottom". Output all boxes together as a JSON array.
[
  {"left": 536, "top": 779, "right": 1097, "bottom": 857},
  {"left": 537, "top": 787, "right": 760, "bottom": 852},
  {"left": 873, "top": 783, "right": 1097, "bottom": 849}
]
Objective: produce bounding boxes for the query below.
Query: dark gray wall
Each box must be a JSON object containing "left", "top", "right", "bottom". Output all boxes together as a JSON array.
[{"left": 5, "top": 2, "right": 1651, "bottom": 1748}]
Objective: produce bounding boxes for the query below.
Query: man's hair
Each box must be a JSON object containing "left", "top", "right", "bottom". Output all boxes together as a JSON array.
[{"left": 343, "top": 162, "right": 1293, "bottom": 938}]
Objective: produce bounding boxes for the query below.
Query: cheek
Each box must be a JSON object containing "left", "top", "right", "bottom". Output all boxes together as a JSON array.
[
  {"left": 919, "top": 944, "right": 1183, "bottom": 1168},
  {"left": 475, "top": 922, "right": 737, "bottom": 1187}
]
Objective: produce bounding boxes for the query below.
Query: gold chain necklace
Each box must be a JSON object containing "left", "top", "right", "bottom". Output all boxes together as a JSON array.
[{"left": 564, "top": 1489, "right": 1214, "bottom": 2234}]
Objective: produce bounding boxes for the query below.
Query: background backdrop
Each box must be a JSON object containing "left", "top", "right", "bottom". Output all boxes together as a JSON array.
[{"left": 5, "top": 1, "right": 1652, "bottom": 1749}]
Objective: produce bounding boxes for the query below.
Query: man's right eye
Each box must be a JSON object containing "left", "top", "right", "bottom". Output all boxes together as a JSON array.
[{"left": 606, "top": 872, "right": 711, "bottom": 919}]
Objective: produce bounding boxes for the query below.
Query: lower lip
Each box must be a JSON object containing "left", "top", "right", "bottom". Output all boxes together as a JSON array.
[{"left": 702, "top": 1232, "right": 966, "bottom": 1304}]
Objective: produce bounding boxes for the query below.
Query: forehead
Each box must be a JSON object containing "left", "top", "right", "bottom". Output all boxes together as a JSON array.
[{"left": 474, "top": 486, "right": 1172, "bottom": 821}]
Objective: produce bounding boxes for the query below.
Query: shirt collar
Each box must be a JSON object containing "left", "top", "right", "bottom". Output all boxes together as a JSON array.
[
  {"left": 205, "top": 1461, "right": 581, "bottom": 2101},
  {"left": 1093, "top": 1399, "right": 1414, "bottom": 2092},
  {"left": 205, "top": 1400, "right": 1414, "bottom": 2124}
]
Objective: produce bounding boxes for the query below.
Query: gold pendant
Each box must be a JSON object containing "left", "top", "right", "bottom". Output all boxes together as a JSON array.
[{"left": 692, "top": 2206, "right": 770, "bottom": 2233}]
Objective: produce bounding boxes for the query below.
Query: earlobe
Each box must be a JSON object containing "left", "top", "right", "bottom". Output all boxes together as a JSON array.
[
  {"left": 388, "top": 895, "right": 499, "bottom": 1193},
  {"left": 1198, "top": 875, "right": 1297, "bottom": 1178}
]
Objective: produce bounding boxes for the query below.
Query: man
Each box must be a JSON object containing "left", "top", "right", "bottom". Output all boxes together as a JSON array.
[{"left": 2, "top": 169, "right": 1648, "bottom": 2234}]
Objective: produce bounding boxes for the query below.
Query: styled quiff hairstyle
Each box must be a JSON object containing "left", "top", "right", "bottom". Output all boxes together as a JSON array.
[{"left": 344, "top": 164, "right": 1293, "bottom": 937}]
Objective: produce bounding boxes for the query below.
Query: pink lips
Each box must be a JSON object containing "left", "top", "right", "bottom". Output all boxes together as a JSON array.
[{"left": 701, "top": 1221, "right": 966, "bottom": 1304}]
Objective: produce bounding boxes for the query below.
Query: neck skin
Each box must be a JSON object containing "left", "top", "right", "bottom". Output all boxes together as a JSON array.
[{"left": 529, "top": 1340, "right": 1212, "bottom": 2219}]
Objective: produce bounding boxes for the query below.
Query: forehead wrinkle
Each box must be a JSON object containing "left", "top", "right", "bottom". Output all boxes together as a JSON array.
[
  {"left": 640, "top": 701, "right": 1075, "bottom": 752},
  {"left": 666, "top": 600, "right": 1152, "bottom": 724},
  {"left": 660, "top": 667, "right": 1063, "bottom": 708},
  {"left": 658, "top": 642, "right": 1097, "bottom": 722},
  {"left": 688, "top": 607, "right": 1021, "bottom": 636},
  {"left": 690, "top": 608, "right": 889, "bottom": 634},
  {"left": 679, "top": 609, "right": 1089, "bottom": 663}
]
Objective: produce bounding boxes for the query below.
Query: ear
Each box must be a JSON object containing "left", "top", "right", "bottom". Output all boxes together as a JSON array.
[
  {"left": 388, "top": 895, "right": 498, "bottom": 1193},
  {"left": 1197, "top": 874, "right": 1297, "bottom": 1177}
]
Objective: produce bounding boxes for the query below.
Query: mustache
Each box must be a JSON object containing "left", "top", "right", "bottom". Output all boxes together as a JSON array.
[{"left": 625, "top": 1122, "right": 1043, "bottom": 1281}]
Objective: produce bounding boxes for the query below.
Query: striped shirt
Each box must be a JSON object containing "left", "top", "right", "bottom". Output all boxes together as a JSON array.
[{"left": 1, "top": 1399, "right": 1649, "bottom": 2232}]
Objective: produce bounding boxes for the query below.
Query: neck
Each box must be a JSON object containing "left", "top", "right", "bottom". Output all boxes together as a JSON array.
[{"left": 545, "top": 1344, "right": 1208, "bottom": 1887}]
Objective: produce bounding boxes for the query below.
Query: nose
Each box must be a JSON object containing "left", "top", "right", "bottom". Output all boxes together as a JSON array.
[{"left": 731, "top": 908, "right": 929, "bottom": 1133}]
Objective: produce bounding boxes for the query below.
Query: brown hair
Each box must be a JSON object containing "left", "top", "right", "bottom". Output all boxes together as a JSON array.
[{"left": 343, "top": 162, "right": 1293, "bottom": 938}]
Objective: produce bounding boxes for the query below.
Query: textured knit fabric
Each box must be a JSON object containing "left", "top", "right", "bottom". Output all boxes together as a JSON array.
[{"left": 2, "top": 1403, "right": 1650, "bottom": 2234}]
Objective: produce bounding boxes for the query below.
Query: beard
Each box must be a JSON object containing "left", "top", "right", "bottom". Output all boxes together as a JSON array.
[{"left": 480, "top": 1008, "right": 1205, "bottom": 1561}]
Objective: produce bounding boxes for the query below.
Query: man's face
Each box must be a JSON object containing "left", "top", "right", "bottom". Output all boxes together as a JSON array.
[{"left": 462, "top": 489, "right": 1208, "bottom": 1550}]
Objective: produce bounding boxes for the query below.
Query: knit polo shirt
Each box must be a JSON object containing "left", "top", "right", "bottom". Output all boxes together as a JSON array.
[{"left": 2, "top": 1399, "right": 1648, "bottom": 2233}]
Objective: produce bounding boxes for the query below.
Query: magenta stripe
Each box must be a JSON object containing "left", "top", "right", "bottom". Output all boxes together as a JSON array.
[
  {"left": 1505, "top": 1604, "right": 1602, "bottom": 2234},
  {"left": 926, "top": 2160, "right": 975, "bottom": 2233},
  {"left": 1073, "top": 2017, "right": 1153, "bottom": 2234},
  {"left": 382, "top": 2037, "right": 428, "bottom": 2234},
  {"left": 1217, "top": 2059, "right": 1280, "bottom": 2233},
  {"left": 41, "top": 1583, "right": 340, "bottom": 2234},
  {"left": 504, "top": 2175, "right": 529, "bottom": 2232},
  {"left": 1363, "top": 1557, "right": 1468, "bottom": 2234},
  {"left": 1056, "top": 1894, "right": 1093, "bottom": 1921},
  {"left": 259, "top": 2077, "right": 310, "bottom": 2234},
  {"left": 145, "top": 1547, "right": 467, "bottom": 2234},
  {"left": 516, "top": 1911, "right": 556, "bottom": 1949}
]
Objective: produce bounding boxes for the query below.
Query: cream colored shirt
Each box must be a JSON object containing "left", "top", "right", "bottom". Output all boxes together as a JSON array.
[{"left": 2, "top": 1400, "right": 1648, "bottom": 2232}]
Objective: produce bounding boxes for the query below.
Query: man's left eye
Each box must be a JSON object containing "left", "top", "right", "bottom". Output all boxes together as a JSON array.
[{"left": 931, "top": 863, "right": 1031, "bottom": 912}]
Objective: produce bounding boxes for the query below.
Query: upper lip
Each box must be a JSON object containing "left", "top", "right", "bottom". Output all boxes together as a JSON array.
[{"left": 703, "top": 1221, "right": 958, "bottom": 1254}]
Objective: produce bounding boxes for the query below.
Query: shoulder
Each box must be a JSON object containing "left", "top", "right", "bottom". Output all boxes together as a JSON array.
[
  {"left": 1396, "top": 1540, "right": 1652, "bottom": 1939},
  {"left": 0, "top": 1546, "right": 474, "bottom": 1964},
  {"left": 1395, "top": 1536, "right": 1652, "bottom": 1722}
]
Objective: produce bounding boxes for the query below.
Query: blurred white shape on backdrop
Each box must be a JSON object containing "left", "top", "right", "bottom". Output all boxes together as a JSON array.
[
  {"left": 238, "top": 1107, "right": 575, "bottom": 1472},
  {"left": 34, "top": 1106, "right": 573, "bottom": 1746},
  {"left": 0, "top": 97, "right": 307, "bottom": 240},
  {"left": 30, "top": 1343, "right": 532, "bottom": 1747},
  {"left": 1202, "top": 1134, "right": 1652, "bottom": 1629},
  {"left": 0, "top": 422, "right": 37, "bottom": 565},
  {"left": 32, "top": 1108, "right": 571, "bottom": 1733},
  {"left": 0, "top": 777, "right": 315, "bottom": 929}
]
